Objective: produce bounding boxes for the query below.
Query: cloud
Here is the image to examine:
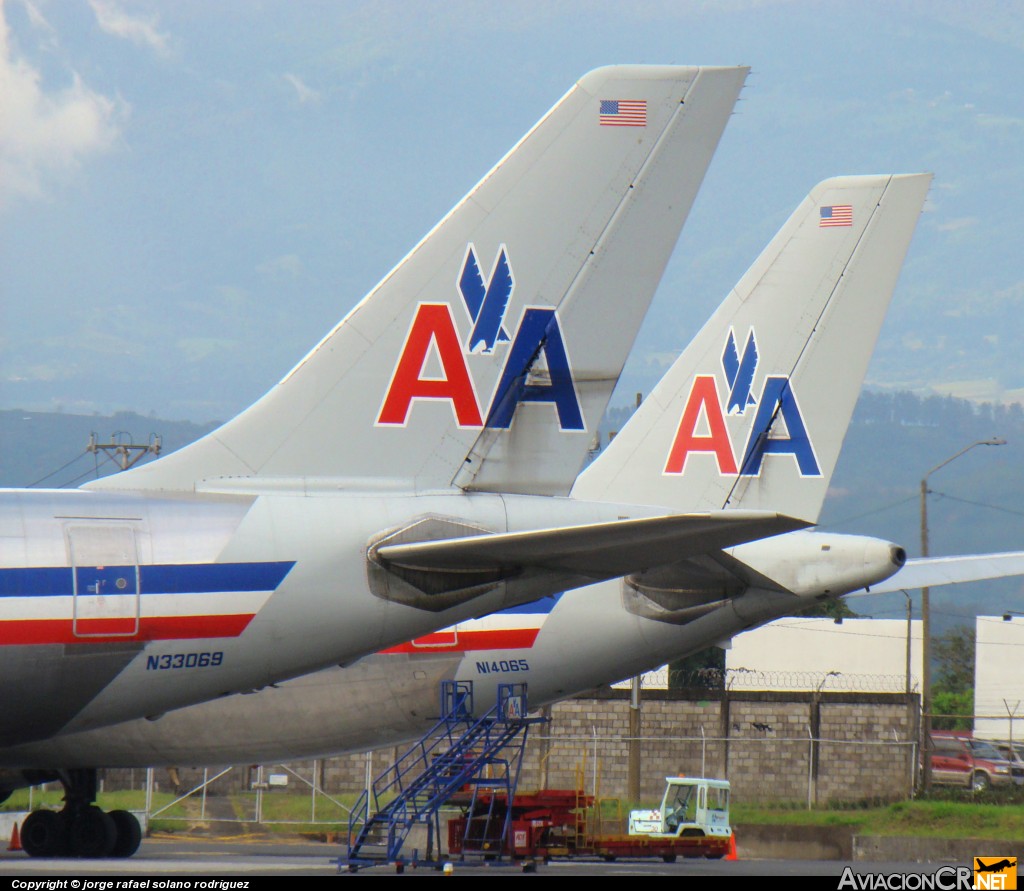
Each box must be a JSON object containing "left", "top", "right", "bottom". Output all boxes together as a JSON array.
[
  {"left": 976, "top": 113, "right": 1024, "bottom": 129},
  {"left": 283, "top": 73, "right": 320, "bottom": 105},
  {"left": 0, "top": 4, "right": 125, "bottom": 208},
  {"left": 256, "top": 253, "right": 304, "bottom": 278},
  {"left": 19, "top": 0, "right": 54, "bottom": 39},
  {"left": 937, "top": 217, "right": 979, "bottom": 233},
  {"left": 176, "top": 337, "right": 239, "bottom": 363},
  {"left": 88, "top": 0, "right": 169, "bottom": 56}
]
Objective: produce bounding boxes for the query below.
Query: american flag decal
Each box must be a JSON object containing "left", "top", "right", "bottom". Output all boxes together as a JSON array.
[
  {"left": 819, "top": 205, "right": 853, "bottom": 227},
  {"left": 600, "top": 99, "right": 647, "bottom": 127}
]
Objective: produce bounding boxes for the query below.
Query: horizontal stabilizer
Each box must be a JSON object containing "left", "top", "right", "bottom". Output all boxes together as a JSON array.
[
  {"left": 374, "top": 511, "right": 808, "bottom": 578},
  {"left": 855, "top": 552, "right": 1024, "bottom": 595}
]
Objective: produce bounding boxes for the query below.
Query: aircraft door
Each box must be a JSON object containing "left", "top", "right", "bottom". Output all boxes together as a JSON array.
[{"left": 68, "top": 525, "right": 141, "bottom": 637}]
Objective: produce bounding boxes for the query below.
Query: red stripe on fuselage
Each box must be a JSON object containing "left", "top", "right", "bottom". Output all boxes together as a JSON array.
[
  {"left": 0, "top": 614, "right": 255, "bottom": 645},
  {"left": 382, "top": 627, "right": 540, "bottom": 654}
]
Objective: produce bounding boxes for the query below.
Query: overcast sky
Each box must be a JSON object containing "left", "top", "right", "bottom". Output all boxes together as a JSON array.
[{"left": 3, "top": 0, "right": 1023, "bottom": 421}]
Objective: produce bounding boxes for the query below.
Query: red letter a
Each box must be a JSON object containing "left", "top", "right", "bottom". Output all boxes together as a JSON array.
[
  {"left": 378, "top": 303, "right": 483, "bottom": 427},
  {"left": 664, "top": 376, "right": 738, "bottom": 475}
]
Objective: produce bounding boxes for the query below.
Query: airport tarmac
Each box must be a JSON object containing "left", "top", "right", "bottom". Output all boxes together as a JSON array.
[{"left": 0, "top": 837, "right": 974, "bottom": 879}]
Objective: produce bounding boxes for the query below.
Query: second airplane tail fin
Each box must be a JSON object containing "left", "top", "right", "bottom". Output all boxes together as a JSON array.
[
  {"left": 88, "top": 65, "right": 746, "bottom": 496},
  {"left": 573, "top": 173, "right": 932, "bottom": 522}
]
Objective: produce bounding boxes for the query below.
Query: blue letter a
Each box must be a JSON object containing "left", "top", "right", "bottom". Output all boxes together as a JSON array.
[
  {"left": 485, "top": 308, "right": 584, "bottom": 431},
  {"left": 739, "top": 376, "right": 820, "bottom": 476}
]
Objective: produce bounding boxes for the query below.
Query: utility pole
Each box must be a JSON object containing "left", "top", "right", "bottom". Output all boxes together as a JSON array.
[
  {"left": 920, "top": 437, "right": 1005, "bottom": 792},
  {"left": 627, "top": 675, "right": 641, "bottom": 804},
  {"left": 88, "top": 432, "right": 162, "bottom": 472}
]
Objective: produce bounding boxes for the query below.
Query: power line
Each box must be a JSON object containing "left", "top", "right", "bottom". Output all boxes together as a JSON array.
[
  {"left": 25, "top": 452, "right": 89, "bottom": 487},
  {"left": 929, "top": 490, "right": 1024, "bottom": 519},
  {"left": 764, "top": 617, "right": 1024, "bottom": 649},
  {"left": 818, "top": 494, "right": 917, "bottom": 529},
  {"left": 820, "top": 487, "right": 1024, "bottom": 533},
  {"left": 59, "top": 452, "right": 119, "bottom": 488}
]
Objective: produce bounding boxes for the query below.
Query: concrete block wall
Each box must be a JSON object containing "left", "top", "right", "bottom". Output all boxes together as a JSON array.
[{"left": 101, "top": 689, "right": 919, "bottom": 811}]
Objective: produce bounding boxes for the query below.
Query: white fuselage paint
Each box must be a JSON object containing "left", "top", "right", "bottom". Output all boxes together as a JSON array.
[
  {"left": 0, "top": 486, "right": 706, "bottom": 747},
  {"left": 0, "top": 531, "right": 903, "bottom": 768}
]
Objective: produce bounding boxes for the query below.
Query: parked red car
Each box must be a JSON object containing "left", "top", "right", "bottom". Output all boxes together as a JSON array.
[{"left": 929, "top": 733, "right": 1015, "bottom": 791}]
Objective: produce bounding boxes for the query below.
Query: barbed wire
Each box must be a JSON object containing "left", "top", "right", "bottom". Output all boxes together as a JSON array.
[{"left": 643, "top": 667, "right": 919, "bottom": 693}]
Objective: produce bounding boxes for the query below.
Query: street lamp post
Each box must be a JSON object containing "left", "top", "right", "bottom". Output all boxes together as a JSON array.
[
  {"left": 898, "top": 590, "right": 918, "bottom": 794},
  {"left": 920, "top": 437, "right": 1006, "bottom": 793},
  {"left": 900, "top": 590, "right": 913, "bottom": 696}
]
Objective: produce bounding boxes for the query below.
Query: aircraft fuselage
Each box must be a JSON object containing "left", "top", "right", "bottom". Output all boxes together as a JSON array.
[
  {"left": 0, "top": 529, "right": 905, "bottom": 767},
  {"left": 0, "top": 486, "right": 686, "bottom": 747}
]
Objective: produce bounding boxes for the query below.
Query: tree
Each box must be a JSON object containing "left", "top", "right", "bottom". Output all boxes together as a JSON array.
[
  {"left": 668, "top": 647, "right": 724, "bottom": 689},
  {"left": 803, "top": 597, "right": 860, "bottom": 621},
  {"left": 932, "top": 690, "right": 973, "bottom": 732},
  {"left": 933, "top": 625, "right": 975, "bottom": 692},
  {"left": 665, "top": 599, "right": 859, "bottom": 688},
  {"left": 931, "top": 625, "right": 975, "bottom": 731}
]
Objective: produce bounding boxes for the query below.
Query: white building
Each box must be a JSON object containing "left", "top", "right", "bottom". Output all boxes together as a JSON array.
[
  {"left": 974, "top": 615, "right": 1024, "bottom": 740},
  {"left": 625, "top": 617, "right": 923, "bottom": 692},
  {"left": 724, "top": 618, "right": 923, "bottom": 692}
]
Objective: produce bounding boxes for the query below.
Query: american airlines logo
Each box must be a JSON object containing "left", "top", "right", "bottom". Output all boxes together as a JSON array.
[
  {"left": 377, "top": 245, "right": 584, "bottom": 431},
  {"left": 664, "top": 329, "right": 820, "bottom": 478},
  {"left": 460, "top": 245, "right": 512, "bottom": 353}
]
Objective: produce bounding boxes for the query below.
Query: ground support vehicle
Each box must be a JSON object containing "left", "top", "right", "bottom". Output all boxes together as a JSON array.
[{"left": 447, "top": 777, "right": 731, "bottom": 863}]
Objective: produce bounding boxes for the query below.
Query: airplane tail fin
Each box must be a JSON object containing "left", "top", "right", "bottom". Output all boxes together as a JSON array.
[
  {"left": 88, "top": 65, "right": 746, "bottom": 495},
  {"left": 573, "top": 174, "right": 932, "bottom": 522}
]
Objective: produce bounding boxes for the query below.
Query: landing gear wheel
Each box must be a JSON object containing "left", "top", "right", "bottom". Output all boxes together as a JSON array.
[
  {"left": 109, "top": 810, "right": 143, "bottom": 858},
  {"left": 21, "top": 810, "right": 68, "bottom": 858},
  {"left": 68, "top": 807, "right": 116, "bottom": 858},
  {"left": 25, "top": 769, "right": 142, "bottom": 860},
  {"left": 662, "top": 854, "right": 677, "bottom": 863}
]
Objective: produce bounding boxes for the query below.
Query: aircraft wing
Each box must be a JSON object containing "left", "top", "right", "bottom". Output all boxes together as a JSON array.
[
  {"left": 854, "top": 552, "right": 1024, "bottom": 595},
  {"left": 374, "top": 511, "right": 808, "bottom": 578}
]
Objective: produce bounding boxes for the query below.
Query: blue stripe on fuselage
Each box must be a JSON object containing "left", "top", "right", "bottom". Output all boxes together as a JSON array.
[
  {"left": 493, "top": 594, "right": 560, "bottom": 616},
  {"left": 0, "top": 561, "right": 296, "bottom": 598}
]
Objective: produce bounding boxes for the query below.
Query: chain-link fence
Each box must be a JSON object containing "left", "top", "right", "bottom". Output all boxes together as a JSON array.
[
  {"left": 85, "top": 688, "right": 921, "bottom": 826},
  {"left": 617, "top": 668, "right": 918, "bottom": 693},
  {"left": 88, "top": 730, "right": 916, "bottom": 830}
]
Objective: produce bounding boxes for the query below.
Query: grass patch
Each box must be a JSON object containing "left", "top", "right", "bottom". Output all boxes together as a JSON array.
[
  {"left": 0, "top": 788, "right": 176, "bottom": 813},
  {"left": 0, "top": 788, "right": 187, "bottom": 833},
  {"left": 226, "top": 791, "right": 355, "bottom": 828},
  {"left": 734, "top": 799, "right": 1024, "bottom": 841}
]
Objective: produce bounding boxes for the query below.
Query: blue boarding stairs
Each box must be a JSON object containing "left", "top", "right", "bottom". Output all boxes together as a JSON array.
[{"left": 339, "top": 680, "right": 543, "bottom": 872}]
